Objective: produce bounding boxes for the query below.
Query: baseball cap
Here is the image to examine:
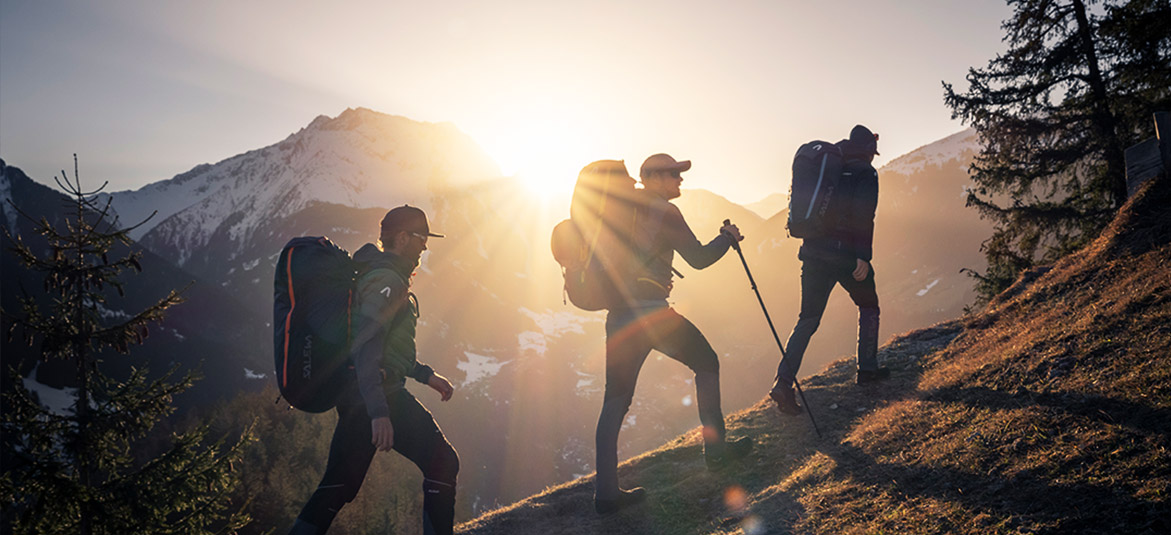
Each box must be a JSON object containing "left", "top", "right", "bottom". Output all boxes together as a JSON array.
[
  {"left": 380, "top": 205, "right": 444, "bottom": 239},
  {"left": 639, "top": 153, "right": 691, "bottom": 179}
]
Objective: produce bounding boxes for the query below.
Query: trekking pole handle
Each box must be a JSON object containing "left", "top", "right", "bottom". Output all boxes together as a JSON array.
[{"left": 722, "top": 219, "right": 742, "bottom": 251}]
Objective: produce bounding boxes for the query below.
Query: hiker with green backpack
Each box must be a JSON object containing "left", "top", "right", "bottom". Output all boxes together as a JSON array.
[
  {"left": 285, "top": 205, "right": 459, "bottom": 535},
  {"left": 770, "top": 125, "right": 890, "bottom": 417},
  {"left": 553, "top": 156, "right": 754, "bottom": 514}
]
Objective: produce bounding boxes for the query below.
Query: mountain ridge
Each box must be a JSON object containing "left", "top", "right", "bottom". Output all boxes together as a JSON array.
[{"left": 99, "top": 107, "right": 501, "bottom": 262}]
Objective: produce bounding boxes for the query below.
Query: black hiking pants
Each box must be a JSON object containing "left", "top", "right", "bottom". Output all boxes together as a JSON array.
[
  {"left": 595, "top": 305, "right": 725, "bottom": 500},
  {"left": 776, "top": 255, "right": 880, "bottom": 386},
  {"left": 296, "top": 385, "right": 459, "bottom": 535}
]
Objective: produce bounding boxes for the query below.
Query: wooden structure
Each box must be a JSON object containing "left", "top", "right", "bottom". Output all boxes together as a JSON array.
[{"left": 1125, "top": 112, "right": 1170, "bottom": 197}]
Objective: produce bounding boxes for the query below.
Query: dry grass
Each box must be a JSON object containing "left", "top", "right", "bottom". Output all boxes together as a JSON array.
[{"left": 456, "top": 177, "right": 1171, "bottom": 535}]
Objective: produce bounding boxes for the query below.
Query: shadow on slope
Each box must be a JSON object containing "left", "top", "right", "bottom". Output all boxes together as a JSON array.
[{"left": 456, "top": 176, "right": 1170, "bottom": 534}]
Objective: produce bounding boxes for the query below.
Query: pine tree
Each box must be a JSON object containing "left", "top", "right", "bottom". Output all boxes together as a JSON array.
[
  {"left": 1, "top": 156, "right": 254, "bottom": 534},
  {"left": 943, "top": 0, "right": 1171, "bottom": 302}
]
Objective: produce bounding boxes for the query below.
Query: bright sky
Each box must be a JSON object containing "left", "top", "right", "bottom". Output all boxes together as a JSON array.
[{"left": 0, "top": 0, "right": 1009, "bottom": 204}]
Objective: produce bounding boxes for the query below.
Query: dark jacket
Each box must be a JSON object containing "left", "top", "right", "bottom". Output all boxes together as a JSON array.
[
  {"left": 350, "top": 244, "right": 434, "bottom": 421},
  {"left": 800, "top": 142, "right": 879, "bottom": 262},
  {"left": 626, "top": 191, "right": 732, "bottom": 305}
]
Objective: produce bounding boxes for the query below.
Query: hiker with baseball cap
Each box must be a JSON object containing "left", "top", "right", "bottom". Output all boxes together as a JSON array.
[
  {"left": 289, "top": 205, "right": 460, "bottom": 535},
  {"left": 592, "top": 153, "right": 753, "bottom": 514},
  {"left": 770, "top": 125, "right": 890, "bottom": 416}
]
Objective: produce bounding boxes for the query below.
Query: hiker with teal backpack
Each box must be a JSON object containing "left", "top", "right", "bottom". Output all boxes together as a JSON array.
[
  {"left": 553, "top": 157, "right": 753, "bottom": 515},
  {"left": 283, "top": 205, "right": 459, "bottom": 535},
  {"left": 770, "top": 125, "right": 890, "bottom": 416}
]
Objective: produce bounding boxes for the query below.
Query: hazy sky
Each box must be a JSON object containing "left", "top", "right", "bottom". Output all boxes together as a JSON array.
[{"left": 0, "top": 1, "right": 1010, "bottom": 204}]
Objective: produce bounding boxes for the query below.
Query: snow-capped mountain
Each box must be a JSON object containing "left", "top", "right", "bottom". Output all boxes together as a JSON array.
[
  {"left": 880, "top": 128, "right": 979, "bottom": 176},
  {"left": 99, "top": 108, "right": 501, "bottom": 266}
]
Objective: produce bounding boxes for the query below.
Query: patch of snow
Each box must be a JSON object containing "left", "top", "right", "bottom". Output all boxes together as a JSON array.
[
  {"left": 0, "top": 171, "right": 18, "bottom": 232},
  {"left": 93, "top": 302, "right": 130, "bottom": 321},
  {"left": 244, "top": 368, "right": 267, "bottom": 380},
  {"left": 518, "top": 331, "right": 547, "bottom": 356},
  {"left": 22, "top": 365, "right": 77, "bottom": 415},
  {"left": 575, "top": 370, "right": 598, "bottom": 391},
  {"left": 457, "top": 352, "right": 508, "bottom": 385},
  {"left": 242, "top": 258, "right": 260, "bottom": 271},
  {"left": 519, "top": 307, "right": 596, "bottom": 338},
  {"left": 759, "top": 237, "right": 789, "bottom": 254},
  {"left": 916, "top": 278, "right": 941, "bottom": 297}
]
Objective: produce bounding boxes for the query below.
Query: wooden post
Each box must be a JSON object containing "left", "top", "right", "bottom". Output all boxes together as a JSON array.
[
  {"left": 1124, "top": 112, "right": 1170, "bottom": 198},
  {"left": 1155, "top": 111, "right": 1170, "bottom": 173}
]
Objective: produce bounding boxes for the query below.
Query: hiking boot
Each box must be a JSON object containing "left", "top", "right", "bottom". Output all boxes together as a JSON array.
[
  {"left": 769, "top": 386, "right": 802, "bottom": 416},
  {"left": 595, "top": 487, "right": 647, "bottom": 515},
  {"left": 856, "top": 367, "right": 891, "bottom": 385},
  {"left": 705, "top": 436, "right": 754, "bottom": 470}
]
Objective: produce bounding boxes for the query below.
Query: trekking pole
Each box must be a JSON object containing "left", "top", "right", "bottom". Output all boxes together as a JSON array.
[{"left": 722, "top": 219, "right": 822, "bottom": 438}]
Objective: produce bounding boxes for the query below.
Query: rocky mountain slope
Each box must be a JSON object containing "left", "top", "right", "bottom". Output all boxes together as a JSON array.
[{"left": 455, "top": 174, "right": 1170, "bottom": 534}]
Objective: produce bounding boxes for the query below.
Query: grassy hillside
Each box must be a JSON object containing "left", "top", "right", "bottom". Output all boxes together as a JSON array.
[{"left": 455, "top": 176, "right": 1170, "bottom": 535}]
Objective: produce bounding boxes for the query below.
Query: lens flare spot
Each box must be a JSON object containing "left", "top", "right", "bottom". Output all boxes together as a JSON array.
[
  {"left": 741, "top": 515, "right": 765, "bottom": 534},
  {"left": 724, "top": 485, "right": 749, "bottom": 512}
]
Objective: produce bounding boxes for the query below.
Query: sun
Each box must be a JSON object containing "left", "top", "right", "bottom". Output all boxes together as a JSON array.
[
  {"left": 474, "top": 104, "right": 604, "bottom": 202},
  {"left": 482, "top": 129, "right": 583, "bottom": 200}
]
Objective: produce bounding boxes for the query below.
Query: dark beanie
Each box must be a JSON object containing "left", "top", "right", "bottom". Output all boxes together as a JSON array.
[{"left": 847, "top": 124, "right": 879, "bottom": 156}]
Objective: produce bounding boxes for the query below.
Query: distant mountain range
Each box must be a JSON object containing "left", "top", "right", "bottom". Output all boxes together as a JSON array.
[
  {"left": 744, "top": 192, "right": 789, "bottom": 219},
  {"left": 0, "top": 109, "right": 986, "bottom": 513}
]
